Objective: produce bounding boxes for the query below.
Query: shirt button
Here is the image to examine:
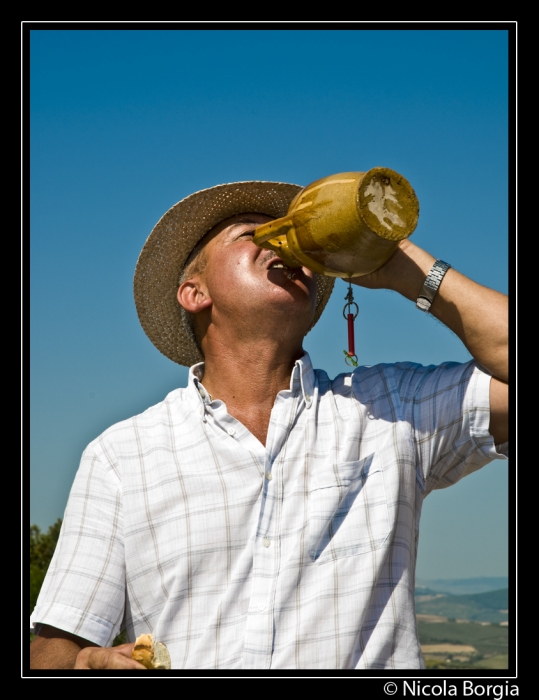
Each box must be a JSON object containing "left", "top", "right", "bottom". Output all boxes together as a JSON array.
[
  {"left": 227, "top": 427, "right": 236, "bottom": 436},
  {"left": 263, "top": 537, "right": 271, "bottom": 548},
  {"left": 258, "top": 604, "right": 266, "bottom": 611},
  {"left": 265, "top": 471, "right": 272, "bottom": 481}
]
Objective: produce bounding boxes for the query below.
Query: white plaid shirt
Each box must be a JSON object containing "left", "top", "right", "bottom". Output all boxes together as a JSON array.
[{"left": 31, "top": 354, "right": 507, "bottom": 669}]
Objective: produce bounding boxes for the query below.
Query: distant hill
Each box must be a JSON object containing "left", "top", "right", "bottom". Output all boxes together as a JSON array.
[
  {"left": 415, "top": 588, "right": 508, "bottom": 623},
  {"left": 416, "top": 576, "right": 508, "bottom": 596}
]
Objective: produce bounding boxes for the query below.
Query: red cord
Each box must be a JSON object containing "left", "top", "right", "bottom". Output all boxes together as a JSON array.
[{"left": 347, "top": 313, "right": 355, "bottom": 356}]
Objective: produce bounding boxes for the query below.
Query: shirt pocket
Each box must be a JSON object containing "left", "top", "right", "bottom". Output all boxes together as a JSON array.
[{"left": 308, "top": 455, "right": 390, "bottom": 564}]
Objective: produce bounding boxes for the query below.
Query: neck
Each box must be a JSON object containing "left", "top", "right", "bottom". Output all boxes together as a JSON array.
[{"left": 199, "top": 335, "right": 305, "bottom": 446}]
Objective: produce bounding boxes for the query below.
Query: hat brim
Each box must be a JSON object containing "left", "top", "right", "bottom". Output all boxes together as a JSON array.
[{"left": 134, "top": 180, "right": 336, "bottom": 367}]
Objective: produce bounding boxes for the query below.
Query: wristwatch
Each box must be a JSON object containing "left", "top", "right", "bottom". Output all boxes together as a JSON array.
[{"left": 416, "top": 260, "right": 451, "bottom": 313}]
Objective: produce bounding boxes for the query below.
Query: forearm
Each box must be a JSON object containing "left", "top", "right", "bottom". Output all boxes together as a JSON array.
[
  {"left": 30, "top": 626, "right": 143, "bottom": 669},
  {"left": 353, "top": 240, "right": 508, "bottom": 382},
  {"left": 30, "top": 635, "right": 85, "bottom": 669}
]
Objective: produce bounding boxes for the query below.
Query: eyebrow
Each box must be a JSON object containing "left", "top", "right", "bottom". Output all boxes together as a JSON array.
[{"left": 230, "top": 216, "right": 268, "bottom": 227}]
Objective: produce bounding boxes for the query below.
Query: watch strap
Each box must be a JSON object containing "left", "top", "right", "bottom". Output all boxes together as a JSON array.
[{"left": 416, "top": 260, "right": 451, "bottom": 313}]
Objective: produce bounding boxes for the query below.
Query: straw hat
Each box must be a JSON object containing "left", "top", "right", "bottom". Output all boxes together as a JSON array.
[{"left": 134, "top": 180, "right": 336, "bottom": 367}]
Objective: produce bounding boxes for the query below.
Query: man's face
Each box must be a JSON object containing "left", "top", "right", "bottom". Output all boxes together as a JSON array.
[{"left": 192, "top": 213, "right": 318, "bottom": 336}]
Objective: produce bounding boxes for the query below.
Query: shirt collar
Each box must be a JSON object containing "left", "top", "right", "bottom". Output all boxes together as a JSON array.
[
  {"left": 289, "top": 352, "right": 315, "bottom": 408},
  {"left": 187, "top": 363, "right": 211, "bottom": 420},
  {"left": 187, "top": 352, "right": 316, "bottom": 412}
]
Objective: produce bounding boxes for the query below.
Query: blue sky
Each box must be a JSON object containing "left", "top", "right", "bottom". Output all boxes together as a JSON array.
[{"left": 29, "top": 25, "right": 512, "bottom": 580}]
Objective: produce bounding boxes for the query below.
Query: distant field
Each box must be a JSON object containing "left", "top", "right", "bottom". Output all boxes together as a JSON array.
[{"left": 417, "top": 619, "right": 508, "bottom": 669}]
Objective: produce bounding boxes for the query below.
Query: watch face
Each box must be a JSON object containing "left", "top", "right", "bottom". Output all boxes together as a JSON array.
[{"left": 416, "top": 297, "right": 431, "bottom": 312}]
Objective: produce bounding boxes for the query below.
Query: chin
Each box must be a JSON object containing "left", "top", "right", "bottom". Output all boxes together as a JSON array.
[{"left": 268, "top": 282, "right": 315, "bottom": 311}]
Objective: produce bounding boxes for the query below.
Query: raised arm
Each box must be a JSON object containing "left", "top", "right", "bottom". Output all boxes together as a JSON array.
[
  {"left": 352, "top": 240, "right": 508, "bottom": 444},
  {"left": 30, "top": 625, "right": 144, "bottom": 669}
]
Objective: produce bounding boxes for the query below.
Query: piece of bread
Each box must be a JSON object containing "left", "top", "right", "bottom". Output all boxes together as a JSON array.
[{"left": 132, "top": 633, "right": 171, "bottom": 669}]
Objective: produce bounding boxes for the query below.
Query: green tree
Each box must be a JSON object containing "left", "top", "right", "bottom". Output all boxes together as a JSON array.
[{"left": 30, "top": 518, "right": 63, "bottom": 615}]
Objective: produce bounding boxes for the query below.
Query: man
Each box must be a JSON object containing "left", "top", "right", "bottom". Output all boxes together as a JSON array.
[{"left": 30, "top": 179, "right": 508, "bottom": 670}]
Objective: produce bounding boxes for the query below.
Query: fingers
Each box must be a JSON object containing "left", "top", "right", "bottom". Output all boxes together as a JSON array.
[
  {"left": 108, "top": 642, "right": 138, "bottom": 658},
  {"left": 75, "top": 644, "right": 146, "bottom": 669}
]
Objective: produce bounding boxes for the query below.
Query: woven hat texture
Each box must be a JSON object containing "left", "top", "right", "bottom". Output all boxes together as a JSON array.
[{"left": 134, "top": 180, "right": 336, "bottom": 367}]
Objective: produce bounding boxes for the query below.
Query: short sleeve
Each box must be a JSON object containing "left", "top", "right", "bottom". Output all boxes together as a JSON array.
[
  {"left": 395, "top": 360, "right": 508, "bottom": 495},
  {"left": 30, "top": 441, "right": 125, "bottom": 646}
]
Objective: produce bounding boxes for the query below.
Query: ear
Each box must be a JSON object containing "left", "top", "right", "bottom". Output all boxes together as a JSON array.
[{"left": 177, "top": 277, "right": 213, "bottom": 314}]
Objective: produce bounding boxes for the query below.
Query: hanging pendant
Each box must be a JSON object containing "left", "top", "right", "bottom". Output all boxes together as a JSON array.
[{"left": 343, "top": 280, "right": 359, "bottom": 367}]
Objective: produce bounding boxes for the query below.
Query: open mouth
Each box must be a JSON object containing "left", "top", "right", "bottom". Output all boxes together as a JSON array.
[
  {"left": 267, "top": 258, "right": 302, "bottom": 279},
  {"left": 267, "top": 258, "right": 299, "bottom": 271}
]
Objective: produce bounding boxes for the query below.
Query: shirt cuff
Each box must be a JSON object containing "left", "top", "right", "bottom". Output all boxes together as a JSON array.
[
  {"left": 30, "top": 602, "right": 116, "bottom": 647},
  {"left": 468, "top": 364, "right": 508, "bottom": 462}
]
